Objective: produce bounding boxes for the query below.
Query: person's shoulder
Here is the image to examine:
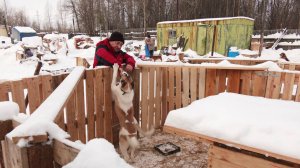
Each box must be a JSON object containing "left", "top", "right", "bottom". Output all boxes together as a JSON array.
[{"left": 97, "top": 38, "right": 109, "bottom": 46}]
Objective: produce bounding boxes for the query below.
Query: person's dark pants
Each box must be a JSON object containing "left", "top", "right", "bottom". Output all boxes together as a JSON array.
[{"left": 150, "top": 50, "right": 154, "bottom": 58}]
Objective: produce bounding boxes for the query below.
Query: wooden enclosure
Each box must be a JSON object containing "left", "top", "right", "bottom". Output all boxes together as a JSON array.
[{"left": 1, "top": 62, "right": 300, "bottom": 167}]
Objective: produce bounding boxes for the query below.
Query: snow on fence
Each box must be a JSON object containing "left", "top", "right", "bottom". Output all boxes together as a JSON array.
[{"left": 1, "top": 62, "right": 300, "bottom": 167}]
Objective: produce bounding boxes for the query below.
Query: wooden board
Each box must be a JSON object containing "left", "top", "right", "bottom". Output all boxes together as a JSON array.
[
  {"left": 53, "top": 139, "right": 79, "bottom": 166},
  {"left": 10, "top": 80, "right": 26, "bottom": 113},
  {"left": 76, "top": 78, "right": 86, "bottom": 143},
  {"left": 85, "top": 70, "right": 95, "bottom": 141},
  {"left": 209, "top": 145, "right": 293, "bottom": 168},
  {"left": 164, "top": 125, "right": 300, "bottom": 165}
]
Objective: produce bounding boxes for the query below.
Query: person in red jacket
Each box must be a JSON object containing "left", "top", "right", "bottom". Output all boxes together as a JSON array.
[{"left": 93, "top": 31, "right": 135, "bottom": 72}]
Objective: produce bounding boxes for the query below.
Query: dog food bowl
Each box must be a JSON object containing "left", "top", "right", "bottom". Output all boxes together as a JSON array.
[{"left": 154, "top": 142, "right": 180, "bottom": 156}]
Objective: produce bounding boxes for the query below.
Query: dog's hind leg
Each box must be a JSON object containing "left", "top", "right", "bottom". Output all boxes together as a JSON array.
[
  {"left": 119, "top": 135, "right": 130, "bottom": 161},
  {"left": 129, "top": 146, "right": 136, "bottom": 161}
]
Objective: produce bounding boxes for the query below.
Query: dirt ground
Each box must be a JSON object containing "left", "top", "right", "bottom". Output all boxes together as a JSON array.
[{"left": 124, "top": 130, "right": 209, "bottom": 168}]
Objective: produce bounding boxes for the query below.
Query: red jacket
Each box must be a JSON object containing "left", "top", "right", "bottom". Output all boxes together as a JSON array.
[{"left": 93, "top": 38, "right": 135, "bottom": 68}]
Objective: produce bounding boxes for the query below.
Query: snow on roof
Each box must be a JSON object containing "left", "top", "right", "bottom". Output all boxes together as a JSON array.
[
  {"left": 63, "top": 138, "right": 133, "bottom": 168},
  {"left": 157, "top": 16, "right": 254, "bottom": 24},
  {"left": 0, "top": 101, "right": 19, "bottom": 121},
  {"left": 165, "top": 92, "right": 300, "bottom": 160},
  {"left": 22, "top": 36, "right": 42, "bottom": 47},
  {"left": 43, "top": 33, "right": 65, "bottom": 40},
  {"left": 13, "top": 26, "right": 36, "bottom": 33}
]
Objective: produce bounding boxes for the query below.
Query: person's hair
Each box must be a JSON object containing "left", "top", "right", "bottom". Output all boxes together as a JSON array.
[
  {"left": 109, "top": 31, "right": 124, "bottom": 43},
  {"left": 147, "top": 33, "right": 150, "bottom": 38}
]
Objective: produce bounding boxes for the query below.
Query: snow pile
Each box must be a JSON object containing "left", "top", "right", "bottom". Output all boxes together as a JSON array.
[
  {"left": 63, "top": 139, "right": 132, "bottom": 168},
  {"left": 22, "top": 36, "right": 42, "bottom": 47},
  {"left": 0, "top": 101, "right": 19, "bottom": 121},
  {"left": 165, "top": 92, "right": 300, "bottom": 160},
  {"left": 0, "top": 36, "right": 12, "bottom": 49}
]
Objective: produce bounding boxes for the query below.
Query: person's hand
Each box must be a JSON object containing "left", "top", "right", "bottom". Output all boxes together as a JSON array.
[{"left": 125, "top": 64, "right": 134, "bottom": 72}]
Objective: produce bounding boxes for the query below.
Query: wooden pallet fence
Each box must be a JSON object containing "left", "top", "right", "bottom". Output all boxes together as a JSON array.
[
  {"left": 278, "top": 62, "right": 300, "bottom": 71},
  {"left": 265, "top": 71, "right": 300, "bottom": 101},
  {"left": 0, "top": 75, "right": 65, "bottom": 114},
  {"left": 188, "top": 58, "right": 278, "bottom": 65}
]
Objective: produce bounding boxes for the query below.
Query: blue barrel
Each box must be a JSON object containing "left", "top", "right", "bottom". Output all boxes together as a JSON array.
[{"left": 228, "top": 47, "right": 239, "bottom": 58}]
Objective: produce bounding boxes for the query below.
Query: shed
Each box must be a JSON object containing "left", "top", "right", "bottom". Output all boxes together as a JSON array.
[
  {"left": 11, "top": 26, "right": 37, "bottom": 41},
  {"left": 157, "top": 17, "right": 254, "bottom": 56}
]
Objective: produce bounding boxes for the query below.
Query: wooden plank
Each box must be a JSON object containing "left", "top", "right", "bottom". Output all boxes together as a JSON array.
[
  {"left": 205, "top": 69, "right": 217, "bottom": 97},
  {"left": 210, "top": 145, "right": 292, "bottom": 168},
  {"left": 296, "top": 75, "right": 300, "bottom": 102},
  {"left": 252, "top": 71, "right": 267, "bottom": 97},
  {"left": 66, "top": 92, "right": 77, "bottom": 141},
  {"left": 0, "top": 120, "right": 12, "bottom": 168},
  {"left": 53, "top": 139, "right": 79, "bottom": 166},
  {"left": 12, "top": 135, "right": 48, "bottom": 144},
  {"left": 198, "top": 68, "right": 206, "bottom": 99},
  {"left": 148, "top": 68, "right": 155, "bottom": 128},
  {"left": 161, "top": 67, "right": 168, "bottom": 125},
  {"left": 103, "top": 68, "right": 113, "bottom": 142},
  {"left": 10, "top": 80, "right": 26, "bottom": 113},
  {"left": 216, "top": 69, "right": 226, "bottom": 94},
  {"left": 94, "top": 69, "right": 104, "bottom": 138},
  {"left": 190, "top": 68, "right": 197, "bottom": 103},
  {"left": 175, "top": 67, "right": 182, "bottom": 109},
  {"left": 41, "top": 75, "right": 53, "bottom": 102},
  {"left": 141, "top": 67, "right": 149, "bottom": 130},
  {"left": 0, "top": 81, "right": 11, "bottom": 101},
  {"left": 164, "top": 125, "right": 300, "bottom": 165},
  {"left": 265, "top": 72, "right": 282, "bottom": 99},
  {"left": 282, "top": 73, "right": 295, "bottom": 100},
  {"left": 27, "top": 143, "right": 53, "bottom": 168},
  {"left": 85, "top": 70, "right": 95, "bottom": 141},
  {"left": 182, "top": 67, "right": 190, "bottom": 107},
  {"left": 76, "top": 77, "right": 86, "bottom": 143},
  {"left": 1, "top": 139, "right": 12, "bottom": 168},
  {"left": 168, "top": 67, "right": 175, "bottom": 111},
  {"left": 209, "top": 156, "right": 241, "bottom": 168},
  {"left": 133, "top": 69, "right": 140, "bottom": 128},
  {"left": 227, "top": 70, "right": 241, "bottom": 93},
  {"left": 26, "top": 77, "right": 42, "bottom": 113},
  {"left": 0, "top": 120, "right": 12, "bottom": 141},
  {"left": 57, "top": 109, "right": 66, "bottom": 131},
  {"left": 288, "top": 64, "right": 296, "bottom": 70},
  {"left": 154, "top": 67, "right": 162, "bottom": 128},
  {"left": 6, "top": 137, "right": 29, "bottom": 168},
  {"left": 240, "top": 71, "right": 252, "bottom": 95}
]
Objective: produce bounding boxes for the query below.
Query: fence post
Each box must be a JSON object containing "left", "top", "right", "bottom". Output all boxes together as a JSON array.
[
  {"left": 2, "top": 136, "right": 53, "bottom": 168},
  {"left": 0, "top": 120, "right": 13, "bottom": 168}
]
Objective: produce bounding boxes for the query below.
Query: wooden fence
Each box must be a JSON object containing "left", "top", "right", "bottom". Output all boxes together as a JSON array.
[
  {"left": 137, "top": 64, "right": 300, "bottom": 129},
  {"left": 0, "top": 68, "right": 140, "bottom": 145},
  {"left": 1, "top": 63, "right": 300, "bottom": 167},
  {"left": 188, "top": 58, "right": 277, "bottom": 65}
]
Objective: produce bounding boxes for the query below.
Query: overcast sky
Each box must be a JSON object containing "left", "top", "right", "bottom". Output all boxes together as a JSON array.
[{"left": 4, "top": 0, "right": 60, "bottom": 24}]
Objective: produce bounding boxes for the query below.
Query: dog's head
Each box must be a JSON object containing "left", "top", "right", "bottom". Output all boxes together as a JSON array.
[{"left": 119, "top": 70, "right": 134, "bottom": 93}]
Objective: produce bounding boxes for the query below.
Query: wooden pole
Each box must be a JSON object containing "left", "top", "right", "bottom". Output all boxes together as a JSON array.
[{"left": 25, "top": 61, "right": 43, "bottom": 109}]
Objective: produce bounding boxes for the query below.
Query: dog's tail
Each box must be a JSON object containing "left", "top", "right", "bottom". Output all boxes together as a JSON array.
[{"left": 133, "top": 118, "right": 155, "bottom": 138}]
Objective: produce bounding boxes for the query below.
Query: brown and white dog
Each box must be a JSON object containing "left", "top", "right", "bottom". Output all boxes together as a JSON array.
[{"left": 111, "top": 63, "right": 154, "bottom": 162}]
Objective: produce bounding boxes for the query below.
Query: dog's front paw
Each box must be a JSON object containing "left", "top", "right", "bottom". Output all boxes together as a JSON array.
[{"left": 113, "top": 63, "right": 119, "bottom": 71}]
